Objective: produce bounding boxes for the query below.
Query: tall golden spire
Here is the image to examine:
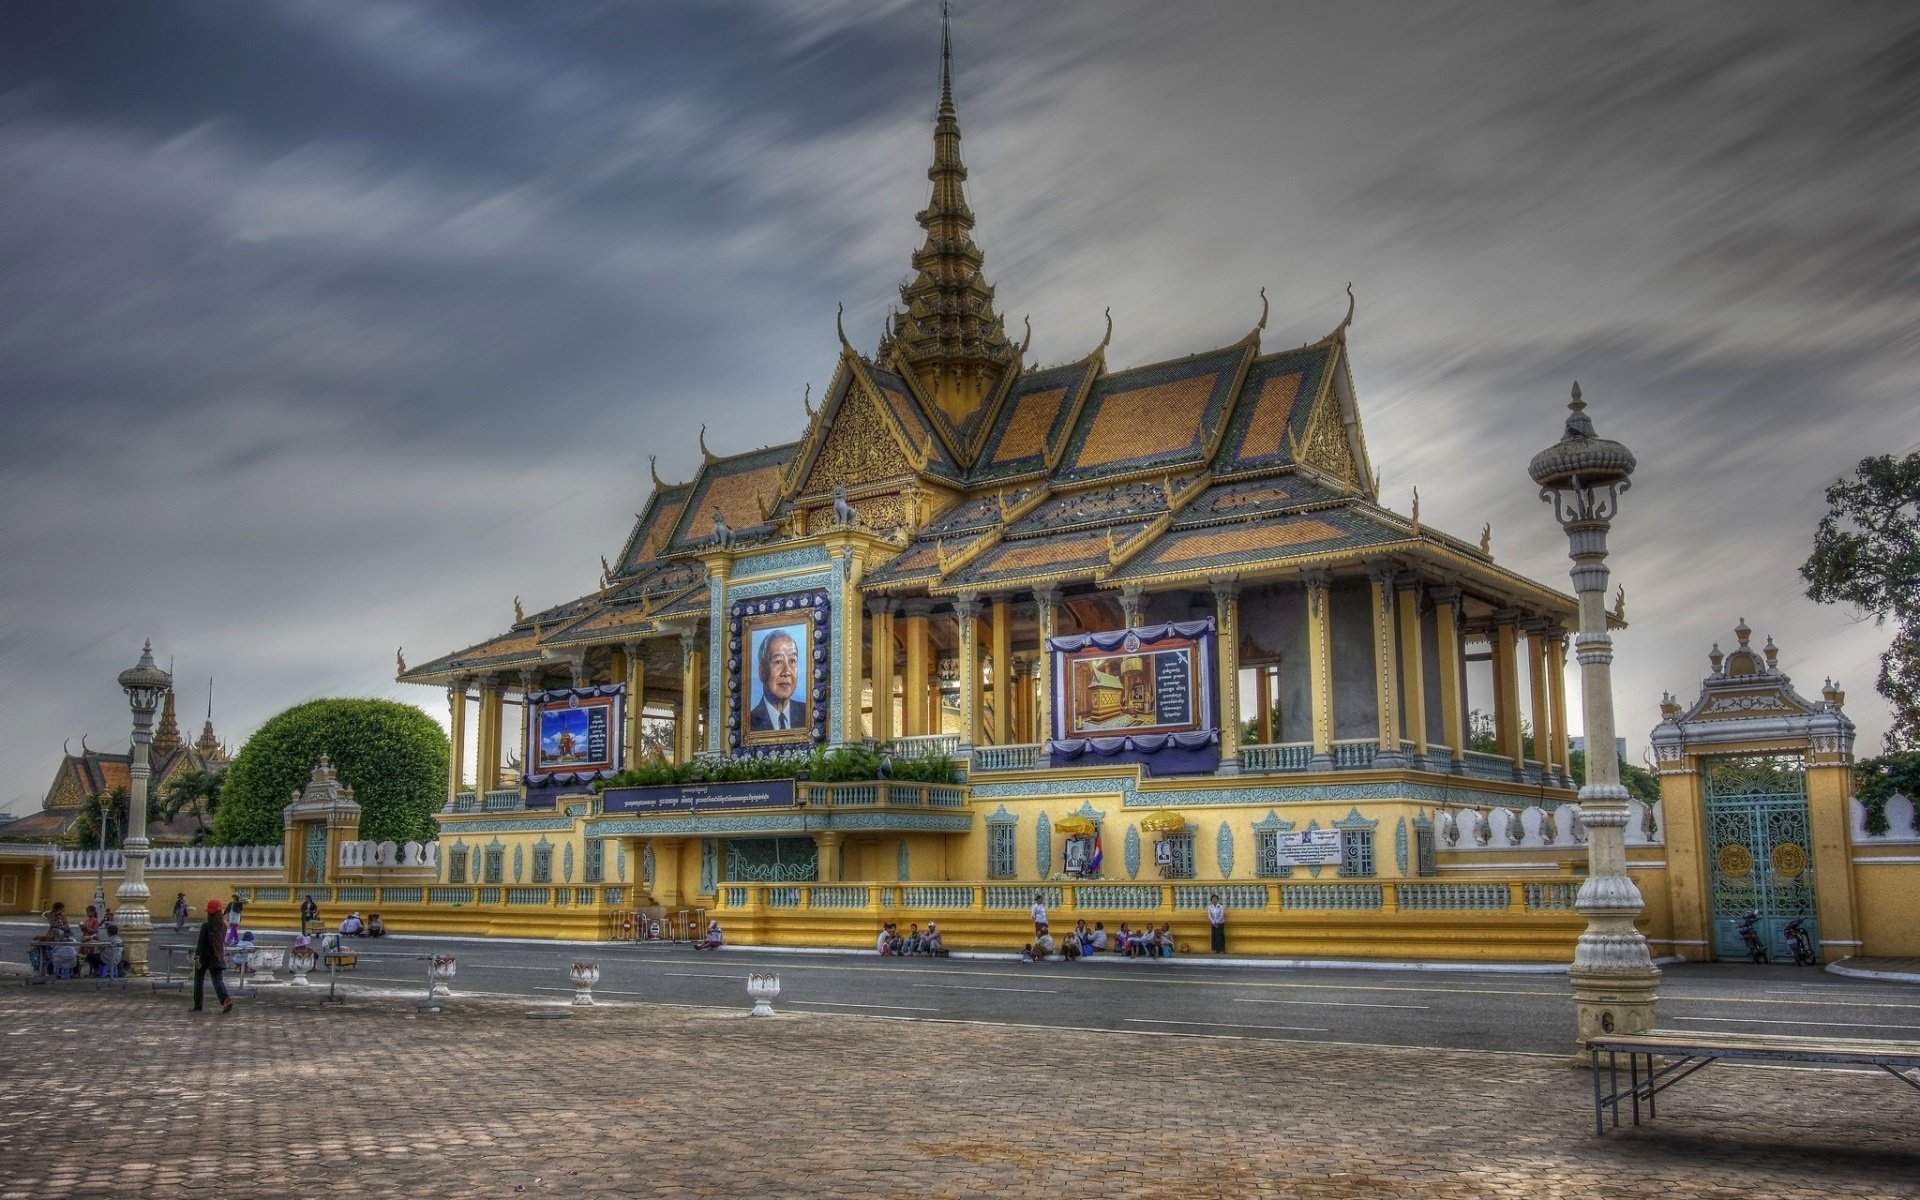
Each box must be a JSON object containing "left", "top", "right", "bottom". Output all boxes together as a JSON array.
[
  {"left": 153, "top": 683, "right": 183, "bottom": 757},
  {"left": 194, "top": 677, "right": 227, "bottom": 763},
  {"left": 882, "top": 1, "right": 1015, "bottom": 430}
]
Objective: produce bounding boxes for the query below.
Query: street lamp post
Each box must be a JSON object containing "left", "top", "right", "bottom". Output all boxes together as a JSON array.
[
  {"left": 117, "top": 640, "right": 172, "bottom": 977},
  {"left": 1528, "top": 383, "right": 1659, "bottom": 1058}
]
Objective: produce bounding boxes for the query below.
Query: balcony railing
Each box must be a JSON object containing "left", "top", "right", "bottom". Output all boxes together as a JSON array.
[
  {"left": 885, "top": 734, "right": 962, "bottom": 759},
  {"left": 795, "top": 781, "right": 968, "bottom": 809},
  {"left": 971, "top": 743, "right": 1046, "bottom": 772}
]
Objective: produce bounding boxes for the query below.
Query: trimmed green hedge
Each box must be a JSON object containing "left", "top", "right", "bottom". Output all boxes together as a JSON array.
[
  {"left": 594, "top": 745, "right": 959, "bottom": 791},
  {"left": 212, "top": 698, "right": 447, "bottom": 846}
]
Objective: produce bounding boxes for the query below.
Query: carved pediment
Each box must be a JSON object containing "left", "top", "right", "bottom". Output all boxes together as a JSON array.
[
  {"left": 800, "top": 389, "right": 916, "bottom": 496},
  {"left": 1290, "top": 384, "right": 1354, "bottom": 487}
]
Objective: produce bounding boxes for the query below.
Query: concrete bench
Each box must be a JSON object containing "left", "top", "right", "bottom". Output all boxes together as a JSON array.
[{"left": 1588, "top": 1028, "right": 1920, "bottom": 1136}]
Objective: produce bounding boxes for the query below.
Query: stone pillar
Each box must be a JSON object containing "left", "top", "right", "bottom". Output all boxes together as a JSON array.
[
  {"left": 1119, "top": 584, "right": 1145, "bottom": 629},
  {"left": 1211, "top": 577, "right": 1241, "bottom": 771},
  {"left": 1492, "top": 610, "right": 1525, "bottom": 778},
  {"left": 954, "top": 593, "right": 981, "bottom": 748},
  {"left": 812, "top": 831, "right": 843, "bottom": 885},
  {"left": 1253, "top": 665, "right": 1273, "bottom": 746},
  {"left": 990, "top": 595, "right": 1013, "bottom": 746},
  {"left": 622, "top": 647, "right": 645, "bottom": 769},
  {"left": 677, "top": 631, "right": 701, "bottom": 763},
  {"left": 1034, "top": 588, "right": 1060, "bottom": 746},
  {"left": 837, "top": 547, "right": 865, "bottom": 745},
  {"left": 1368, "top": 567, "right": 1406, "bottom": 769},
  {"left": 517, "top": 669, "right": 538, "bottom": 783},
  {"left": 30, "top": 860, "right": 45, "bottom": 914},
  {"left": 1431, "top": 589, "right": 1467, "bottom": 773},
  {"left": 650, "top": 837, "right": 684, "bottom": 908},
  {"left": 447, "top": 679, "right": 470, "bottom": 803},
  {"left": 477, "top": 679, "right": 504, "bottom": 792},
  {"left": 1396, "top": 577, "right": 1429, "bottom": 769},
  {"left": 1303, "top": 569, "right": 1336, "bottom": 771},
  {"left": 902, "top": 602, "right": 931, "bottom": 738},
  {"left": 868, "top": 600, "right": 895, "bottom": 746},
  {"left": 1526, "top": 621, "right": 1553, "bottom": 780},
  {"left": 1547, "top": 629, "right": 1571, "bottom": 784}
]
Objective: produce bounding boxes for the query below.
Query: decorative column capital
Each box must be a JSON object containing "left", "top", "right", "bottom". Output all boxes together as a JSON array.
[
  {"left": 866, "top": 597, "right": 894, "bottom": 619},
  {"left": 1032, "top": 585, "right": 1062, "bottom": 606},
  {"left": 1208, "top": 575, "right": 1240, "bottom": 603},
  {"left": 952, "top": 592, "right": 981, "bottom": 620}
]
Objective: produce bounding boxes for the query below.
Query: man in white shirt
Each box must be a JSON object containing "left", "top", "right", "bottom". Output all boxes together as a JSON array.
[
  {"left": 1207, "top": 893, "right": 1227, "bottom": 954},
  {"left": 1030, "top": 894, "right": 1048, "bottom": 935}
]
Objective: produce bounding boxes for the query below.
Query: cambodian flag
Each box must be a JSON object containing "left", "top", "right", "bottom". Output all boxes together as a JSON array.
[{"left": 1087, "top": 832, "right": 1104, "bottom": 875}]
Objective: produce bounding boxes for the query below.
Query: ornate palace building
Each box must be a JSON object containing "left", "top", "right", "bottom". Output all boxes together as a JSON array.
[{"left": 393, "top": 23, "right": 1597, "bottom": 949}]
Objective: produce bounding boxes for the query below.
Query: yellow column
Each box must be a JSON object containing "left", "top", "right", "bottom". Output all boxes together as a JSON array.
[
  {"left": 902, "top": 603, "right": 930, "bottom": 737},
  {"left": 1657, "top": 746, "right": 1712, "bottom": 961},
  {"left": 1211, "top": 578, "right": 1241, "bottom": 768},
  {"left": 447, "top": 679, "right": 469, "bottom": 802},
  {"left": 1492, "top": 611, "right": 1524, "bottom": 778},
  {"left": 954, "top": 594, "right": 981, "bottom": 747},
  {"left": 1432, "top": 588, "right": 1466, "bottom": 772},
  {"left": 622, "top": 645, "right": 645, "bottom": 769},
  {"left": 677, "top": 631, "right": 701, "bottom": 764},
  {"left": 991, "top": 595, "right": 1012, "bottom": 746},
  {"left": 839, "top": 548, "right": 866, "bottom": 744},
  {"left": 1806, "top": 742, "right": 1864, "bottom": 961},
  {"left": 1303, "top": 570, "right": 1335, "bottom": 770},
  {"left": 477, "top": 679, "right": 503, "bottom": 792},
  {"left": 1253, "top": 666, "right": 1272, "bottom": 746},
  {"left": 1526, "top": 622, "right": 1552, "bottom": 779},
  {"left": 812, "top": 831, "right": 843, "bottom": 885},
  {"left": 31, "top": 860, "right": 45, "bottom": 913},
  {"left": 1396, "top": 580, "right": 1429, "bottom": 768},
  {"left": 1035, "top": 588, "right": 1059, "bottom": 746},
  {"left": 868, "top": 601, "right": 895, "bottom": 746},
  {"left": 517, "top": 669, "right": 537, "bottom": 783},
  {"left": 1547, "top": 629, "right": 1571, "bottom": 783},
  {"left": 650, "top": 837, "right": 683, "bottom": 908},
  {"left": 1368, "top": 568, "right": 1406, "bottom": 768}
]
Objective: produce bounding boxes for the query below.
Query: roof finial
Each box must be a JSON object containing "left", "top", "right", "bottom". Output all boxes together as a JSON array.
[
  {"left": 1098, "top": 307, "right": 1113, "bottom": 353},
  {"left": 940, "top": 0, "right": 953, "bottom": 112},
  {"left": 1257, "top": 286, "right": 1269, "bottom": 332},
  {"left": 1018, "top": 315, "right": 1032, "bottom": 360},
  {"left": 699, "top": 424, "right": 718, "bottom": 465},
  {"left": 803, "top": 382, "right": 815, "bottom": 419},
  {"left": 836, "top": 302, "right": 853, "bottom": 353},
  {"left": 649, "top": 454, "right": 667, "bottom": 491},
  {"left": 206, "top": 677, "right": 214, "bottom": 721},
  {"left": 1336, "top": 283, "right": 1355, "bottom": 337}
]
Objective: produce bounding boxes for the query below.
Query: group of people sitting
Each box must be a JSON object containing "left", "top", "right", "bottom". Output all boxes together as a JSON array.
[
  {"left": 28, "top": 902, "right": 125, "bottom": 978},
  {"left": 875, "top": 921, "right": 944, "bottom": 956},
  {"left": 1022, "top": 919, "right": 1177, "bottom": 962},
  {"left": 336, "top": 911, "right": 386, "bottom": 937}
]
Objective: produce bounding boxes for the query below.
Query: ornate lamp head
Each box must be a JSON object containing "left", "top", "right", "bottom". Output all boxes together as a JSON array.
[
  {"left": 118, "top": 640, "right": 173, "bottom": 718},
  {"left": 1528, "top": 382, "right": 1636, "bottom": 528}
]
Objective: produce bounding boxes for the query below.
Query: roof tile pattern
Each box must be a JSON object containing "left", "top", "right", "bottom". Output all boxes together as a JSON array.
[
  {"left": 1109, "top": 505, "right": 1405, "bottom": 583},
  {"left": 936, "top": 521, "right": 1152, "bottom": 591},
  {"left": 1057, "top": 346, "right": 1245, "bottom": 483},
  {"left": 665, "top": 444, "right": 799, "bottom": 554},
  {"left": 970, "top": 361, "right": 1095, "bottom": 483},
  {"left": 1213, "top": 346, "right": 1335, "bottom": 473}
]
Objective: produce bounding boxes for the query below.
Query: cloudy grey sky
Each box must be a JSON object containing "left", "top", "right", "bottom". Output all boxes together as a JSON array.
[{"left": 4, "top": 1, "right": 1916, "bottom": 816}]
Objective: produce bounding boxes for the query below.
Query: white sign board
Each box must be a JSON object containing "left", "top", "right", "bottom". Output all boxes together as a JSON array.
[{"left": 1275, "top": 828, "right": 1342, "bottom": 866}]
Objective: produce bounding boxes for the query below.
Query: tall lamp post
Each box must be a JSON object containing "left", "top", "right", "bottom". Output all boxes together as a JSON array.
[
  {"left": 117, "top": 640, "right": 172, "bottom": 977},
  {"left": 1529, "top": 383, "right": 1659, "bottom": 1057}
]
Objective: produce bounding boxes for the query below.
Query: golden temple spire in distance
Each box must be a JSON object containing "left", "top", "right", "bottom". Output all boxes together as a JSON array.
[{"left": 884, "top": 1, "right": 1015, "bottom": 431}]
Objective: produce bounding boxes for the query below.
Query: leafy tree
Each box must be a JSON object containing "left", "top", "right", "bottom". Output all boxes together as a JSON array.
[
  {"left": 1802, "top": 452, "right": 1920, "bottom": 750},
  {"left": 1466, "top": 710, "right": 1536, "bottom": 759},
  {"left": 1569, "top": 749, "right": 1660, "bottom": 805},
  {"left": 1852, "top": 750, "right": 1920, "bottom": 837},
  {"left": 67, "top": 785, "right": 167, "bottom": 849},
  {"left": 211, "top": 699, "right": 447, "bottom": 846},
  {"left": 161, "top": 768, "right": 225, "bottom": 842}
]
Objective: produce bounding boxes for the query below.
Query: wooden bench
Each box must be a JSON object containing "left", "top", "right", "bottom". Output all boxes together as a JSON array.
[{"left": 1588, "top": 1029, "right": 1920, "bottom": 1137}]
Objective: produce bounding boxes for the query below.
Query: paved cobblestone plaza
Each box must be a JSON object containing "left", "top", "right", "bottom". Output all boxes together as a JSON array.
[{"left": 1, "top": 982, "right": 1913, "bottom": 1199}]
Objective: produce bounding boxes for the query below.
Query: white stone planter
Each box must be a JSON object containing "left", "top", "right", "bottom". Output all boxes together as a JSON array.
[
  {"left": 569, "top": 961, "right": 600, "bottom": 1006},
  {"left": 288, "top": 949, "right": 316, "bottom": 986},
  {"left": 746, "top": 971, "right": 780, "bottom": 1017},
  {"left": 431, "top": 955, "right": 457, "bottom": 998}
]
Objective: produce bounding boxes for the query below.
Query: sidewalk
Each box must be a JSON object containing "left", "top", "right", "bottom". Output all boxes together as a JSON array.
[{"left": 2, "top": 975, "right": 1915, "bottom": 1198}]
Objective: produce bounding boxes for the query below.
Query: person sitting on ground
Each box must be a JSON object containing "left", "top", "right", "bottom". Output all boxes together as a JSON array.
[
  {"left": 299, "top": 893, "right": 319, "bottom": 934},
  {"left": 339, "top": 912, "right": 365, "bottom": 937},
  {"left": 694, "top": 920, "right": 724, "bottom": 950},
  {"left": 1070, "top": 919, "right": 1090, "bottom": 954},
  {"left": 1089, "top": 921, "right": 1109, "bottom": 955},
  {"left": 1157, "top": 922, "right": 1176, "bottom": 958},
  {"left": 1112, "top": 922, "right": 1133, "bottom": 954},
  {"left": 923, "top": 922, "right": 944, "bottom": 955},
  {"left": 903, "top": 923, "right": 924, "bottom": 956},
  {"left": 1061, "top": 932, "right": 1082, "bottom": 961},
  {"left": 1127, "top": 925, "right": 1153, "bottom": 959},
  {"left": 1034, "top": 925, "right": 1056, "bottom": 959},
  {"left": 365, "top": 913, "right": 386, "bottom": 938},
  {"left": 876, "top": 923, "right": 893, "bottom": 956}
]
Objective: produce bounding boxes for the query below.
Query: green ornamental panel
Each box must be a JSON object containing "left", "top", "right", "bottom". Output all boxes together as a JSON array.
[
  {"left": 1703, "top": 755, "right": 1816, "bottom": 961},
  {"left": 722, "top": 836, "right": 818, "bottom": 883}
]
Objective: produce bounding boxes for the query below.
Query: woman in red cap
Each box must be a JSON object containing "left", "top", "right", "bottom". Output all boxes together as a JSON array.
[{"left": 192, "top": 898, "right": 232, "bottom": 1013}]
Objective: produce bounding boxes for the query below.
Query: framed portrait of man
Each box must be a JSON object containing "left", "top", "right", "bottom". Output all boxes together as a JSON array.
[{"left": 741, "top": 613, "right": 811, "bottom": 746}]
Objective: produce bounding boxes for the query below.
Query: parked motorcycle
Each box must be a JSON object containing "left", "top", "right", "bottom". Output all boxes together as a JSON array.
[
  {"left": 1783, "top": 918, "right": 1818, "bottom": 966},
  {"left": 1737, "top": 909, "right": 1769, "bottom": 963}
]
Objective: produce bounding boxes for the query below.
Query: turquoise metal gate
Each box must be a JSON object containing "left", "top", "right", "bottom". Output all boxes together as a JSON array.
[{"left": 1703, "top": 755, "right": 1816, "bottom": 961}]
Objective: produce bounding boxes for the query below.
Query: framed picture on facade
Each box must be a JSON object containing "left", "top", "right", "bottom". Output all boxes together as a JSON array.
[
  {"left": 728, "top": 589, "right": 831, "bottom": 753},
  {"left": 1046, "top": 619, "right": 1219, "bottom": 774},
  {"left": 524, "top": 684, "right": 624, "bottom": 787}
]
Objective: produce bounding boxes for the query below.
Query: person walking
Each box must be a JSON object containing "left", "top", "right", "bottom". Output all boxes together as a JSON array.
[
  {"left": 1030, "top": 893, "right": 1049, "bottom": 937},
  {"left": 1207, "top": 893, "right": 1227, "bottom": 954},
  {"left": 173, "top": 892, "right": 190, "bottom": 933},
  {"left": 193, "top": 899, "right": 233, "bottom": 1014},
  {"left": 225, "top": 890, "right": 246, "bottom": 946}
]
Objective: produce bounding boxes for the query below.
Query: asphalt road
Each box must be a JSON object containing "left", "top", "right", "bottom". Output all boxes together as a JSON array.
[{"left": 13, "top": 919, "right": 1917, "bottom": 1055}]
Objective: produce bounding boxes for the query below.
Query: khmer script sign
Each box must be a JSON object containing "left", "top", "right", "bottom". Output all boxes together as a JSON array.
[{"left": 1274, "top": 829, "right": 1342, "bottom": 866}]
